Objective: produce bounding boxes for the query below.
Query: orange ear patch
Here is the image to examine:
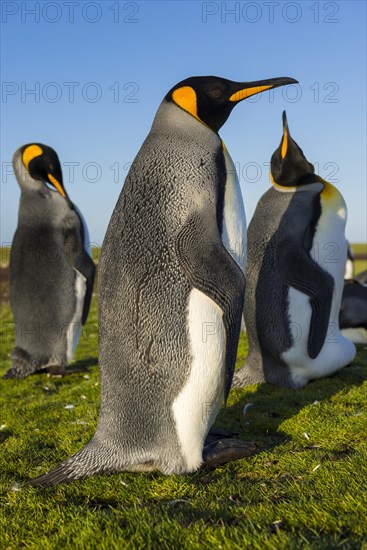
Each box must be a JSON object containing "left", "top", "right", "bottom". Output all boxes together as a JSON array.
[
  {"left": 22, "top": 145, "right": 43, "bottom": 170},
  {"left": 172, "top": 86, "right": 202, "bottom": 122}
]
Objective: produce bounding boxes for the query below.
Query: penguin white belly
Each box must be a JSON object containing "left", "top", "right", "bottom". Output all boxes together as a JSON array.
[
  {"left": 66, "top": 269, "right": 87, "bottom": 362},
  {"left": 221, "top": 147, "right": 247, "bottom": 272},
  {"left": 282, "top": 190, "right": 356, "bottom": 385},
  {"left": 172, "top": 288, "right": 226, "bottom": 472}
]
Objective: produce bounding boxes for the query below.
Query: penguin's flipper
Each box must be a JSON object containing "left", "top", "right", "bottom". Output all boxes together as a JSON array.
[
  {"left": 63, "top": 227, "right": 96, "bottom": 324},
  {"left": 276, "top": 241, "right": 334, "bottom": 359},
  {"left": 202, "top": 438, "right": 260, "bottom": 467},
  {"left": 75, "top": 250, "right": 96, "bottom": 325},
  {"left": 175, "top": 212, "right": 245, "bottom": 399}
]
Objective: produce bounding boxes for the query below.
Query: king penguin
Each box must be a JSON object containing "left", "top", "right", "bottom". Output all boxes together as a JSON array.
[
  {"left": 30, "top": 74, "right": 297, "bottom": 486},
  {"left": 233, "top": 112, "right": 356, "bottom": 389},
  {"left": 4, "top": 144, "right": 95, "bottom": 379},
  {"left": 339, "top": 279, "right": 367, "bottom": 344}
]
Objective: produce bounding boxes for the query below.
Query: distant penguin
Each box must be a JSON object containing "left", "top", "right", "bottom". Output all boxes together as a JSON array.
[
  {"left": 233, "top": 112, "right": 356, "bottom": 389},
  {"left": 339, "top": 279, "right": 367, "bottom": 344},
  {"left": 30, "top": 74, "right": 297, "bottom": 486},
  {"left": 355, "top": 270, "right": 367, "bottom": 286},
  {"left": 4, "top": 144, "right": 95, "bottom": 379}
]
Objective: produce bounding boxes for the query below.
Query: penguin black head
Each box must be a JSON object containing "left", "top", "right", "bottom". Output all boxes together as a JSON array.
[
  {"left": 18, "top": 143, "right": 73, "bottom": 207},
  {"left": 166, "top": 76, "right": 298, "bottom": 133},
  {"left": 270, "top": 111, "right": 316, "bottom": 187}
]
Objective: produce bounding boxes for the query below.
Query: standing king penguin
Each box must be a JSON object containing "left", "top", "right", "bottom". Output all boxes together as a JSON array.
[
  {"left": 30, "top": 75, "right": 297, "bottom": 486},
  {"left": 4, "top": 144, "right": 95, "bottom": 379},
  {"left": 233, "top": 112, "right": 356, "bottom": 389}
]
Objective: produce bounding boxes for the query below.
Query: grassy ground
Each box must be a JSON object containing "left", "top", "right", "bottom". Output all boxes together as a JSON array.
[
  {"left": 0, "top": 251, "right": 367, "bottom": 549},
  {"left": 352, "top": 243, "right": 367, "bottom": 276}
]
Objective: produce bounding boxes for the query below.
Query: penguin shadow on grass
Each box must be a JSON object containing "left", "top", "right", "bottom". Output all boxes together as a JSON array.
[
  {"left": 213, "top": 351, "right": 367, "bottom": 461},
  {"left": 34, "top": 357, "right": 97, "bottom": 377},
  {"left": 64, "top": 357, "right": 98, "bottom": 375},
  {"left": 65, "top": 359, "right": 367, "bottom": 528}
]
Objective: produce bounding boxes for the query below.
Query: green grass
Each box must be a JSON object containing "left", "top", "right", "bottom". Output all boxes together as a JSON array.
[
  {"left": 1, "top": 265, "right": 367, "bottom": 549},
  {"left": 351, "top": 243, "right": 367, "bottom": 276},
  {"left": 352, "top": 243, "right": 367, "bottom": 255}
]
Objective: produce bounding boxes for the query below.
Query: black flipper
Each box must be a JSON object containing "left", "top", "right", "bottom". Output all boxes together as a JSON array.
[
  {"left": 175, "top": 211, "right": 245, "bottom": 400},
  {"left": 276, "top": 240, "right": 334, "bottom": 359},
  {"left": 63, "top": 224, "right": 96, "bottom": 324}
]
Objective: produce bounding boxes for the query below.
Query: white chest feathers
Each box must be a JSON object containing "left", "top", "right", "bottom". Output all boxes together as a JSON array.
[
  {"left": 66, "top": 270, "right": 87, "bottom": 362},
  {"left": 172, "top": 288, "right": 226, "bottom": 472}
]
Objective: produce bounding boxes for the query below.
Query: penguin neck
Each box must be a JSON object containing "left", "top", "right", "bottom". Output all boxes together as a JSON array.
[
  {"left": 151, "top": 100, "right": 221, "bottom": 148},
  {"left": 270, "top": 172, "right": 325, "bottom": 194},
  {"left": 13, "top": 153, "right": 39, "bottom": 193},
  {"left": 18, "top": 187, "right": 70, "bottom": 224}
]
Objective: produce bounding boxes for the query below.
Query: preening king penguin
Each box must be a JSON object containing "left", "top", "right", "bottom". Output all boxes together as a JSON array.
[
  {"left": 233, "top": 111, "right": 356, "bottom": 389},
  {"left": 30, "top": 75, "right": 297, "bottom": 486},
  {"left": 4, "top": 144, "right": 95, "bottom": 379}
]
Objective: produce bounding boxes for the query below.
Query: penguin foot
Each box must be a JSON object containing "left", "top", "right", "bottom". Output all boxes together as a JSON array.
[
  {"left": 205, "top": 427, "right": 239, "bottom": 446},
  {"left": 47, "top": 364, "right": 67, "bottom": 377},
  {"left": 3, "top": 359, "right": 37, "bottom": 379},
  {"left": 3, "top": 354, "right": 66, "bottom": 379},
  {"left": 202, "top": 438, "right": 260, "bottom": 468},
  {"left": 231, "top": 365, "right": 265, "bottom": 388},
  {"left": 231, "top": 366, "right": 248, "bottom": 388}
]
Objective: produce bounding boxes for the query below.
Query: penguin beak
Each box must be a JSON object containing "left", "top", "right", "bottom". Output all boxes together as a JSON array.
[
  {"left": 281, "top": 110, "right": 290, "bottom": 159},
  {"left": 46, "top": 173, "right": 74, "bottom": 208},
  {"left": 229, "top": 77, "right": 298, "bottom": 102}
]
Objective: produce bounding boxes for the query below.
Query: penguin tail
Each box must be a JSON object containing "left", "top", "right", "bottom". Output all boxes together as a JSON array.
[
  {"left": 29, "top": 441, "right": 116, "bottom": 487},
  {"left": 29, "top": 460, "right": 84, "bottom": 487}
]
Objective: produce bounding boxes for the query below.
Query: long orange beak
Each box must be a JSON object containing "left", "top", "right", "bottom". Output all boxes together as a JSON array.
[{"left": 229, "top": 76, "right": 298, "bottom": 102}]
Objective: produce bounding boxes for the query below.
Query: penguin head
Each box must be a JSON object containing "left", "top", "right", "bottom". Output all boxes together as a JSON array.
[
  {"left": 270, "top": 111, "right": 316, "bottom": 187},
  {"left": 14, "top": 143, "right": 73, "bottom": 207},
  {"left": 166, "top": 76, "right": 298, "bottom": 133}
]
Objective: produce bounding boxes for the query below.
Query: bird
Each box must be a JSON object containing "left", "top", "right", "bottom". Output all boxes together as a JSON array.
[
  {"left": 30, "top": 74, "right": 297, "bottom": 486},
  {"left": 233, "top": 111, "right": 356, "bottom": 389},
  {"left": 4, "top": 143, "right": 95, "bottom": 379},
  {"left": 339, "top": 279, "right": 367, "bottom": 344}
]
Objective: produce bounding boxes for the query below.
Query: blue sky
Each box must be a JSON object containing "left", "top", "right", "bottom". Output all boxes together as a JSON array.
[{"left": 1, "top": 0, "right": 366, "bottom": 246}]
